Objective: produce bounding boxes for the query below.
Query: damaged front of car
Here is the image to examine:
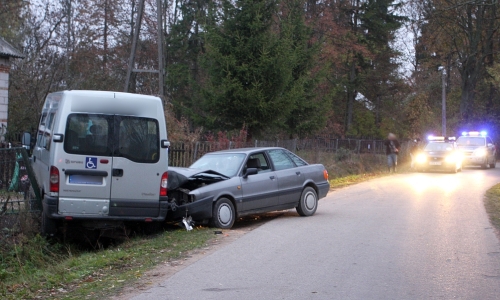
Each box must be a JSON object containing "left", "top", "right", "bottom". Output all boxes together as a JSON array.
[{"left": 166, "top": 152, "right": 246, "bottom": 228}]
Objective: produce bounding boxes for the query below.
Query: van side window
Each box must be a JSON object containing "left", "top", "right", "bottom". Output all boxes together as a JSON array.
[
  {"left": 64, "top": 114, "right": 111, "bottom": 156},
  {"left": 46, "top": 112, "right": 55, "bottom": 130},
  {"left": 116, "top": 117, "right": 159, "bottom": 163}
]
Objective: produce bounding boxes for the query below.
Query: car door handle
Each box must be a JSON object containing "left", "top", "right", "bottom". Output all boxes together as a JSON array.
[
  {"left": 269, "top": 176, "right": 275, "bottom": 180},
  {"left": 112, "top": 169, "right": 123, "bottom": 177},
  {"left": 296, "top": 171, "right": 301, "bottom": 175}
]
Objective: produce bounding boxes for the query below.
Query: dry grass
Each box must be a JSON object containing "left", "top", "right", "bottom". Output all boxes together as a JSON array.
[
  {"left": 297, "top": 150, "right": 410, "bottom": 179},
  {"left": 485, "top": 184, "right": 500, "bottom": 232}
]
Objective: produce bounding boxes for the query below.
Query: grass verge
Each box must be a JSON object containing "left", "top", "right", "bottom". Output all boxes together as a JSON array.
[
  {"left": 485, "top": 183, "right": 500, "bottom": 232},
  {"left": 329, "top": 172, "right": 389, "bottom": 190},
  {"left": 1, "top": 227, "right": 213, "bottom": 299}
]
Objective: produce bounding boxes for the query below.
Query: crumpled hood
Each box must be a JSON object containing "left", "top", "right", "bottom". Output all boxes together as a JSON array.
[{"left": 168, "top": 167, "right": 229, "bottom": 190}]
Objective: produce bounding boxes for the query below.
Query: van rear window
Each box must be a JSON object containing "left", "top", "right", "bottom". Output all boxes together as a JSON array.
[
  {"left": 116, "top": 117, "right": 159, "bottom": 163},
  {"left": 64, "top": 114, "right": 112, "bottom": 156},
  {"left": 64, "top": 114, "right": 159, "bottom": 163}
]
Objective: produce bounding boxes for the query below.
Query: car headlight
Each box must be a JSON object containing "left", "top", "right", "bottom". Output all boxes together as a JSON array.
[
  {"left": 416, "top": 153, "right": 427, "bottom": 163},
  {"left": 474, "top": 148, "right": 487, "bottom": 157}
]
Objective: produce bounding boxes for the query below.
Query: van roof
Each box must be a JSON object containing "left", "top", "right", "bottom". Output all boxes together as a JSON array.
[
  {"left": 47, "top": 90, "right": 163, "bottom": 117},
  {"left": 55, "top": 90, "right": 160, "bottom": 100}
]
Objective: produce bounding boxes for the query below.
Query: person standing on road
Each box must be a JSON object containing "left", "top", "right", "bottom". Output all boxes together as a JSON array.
[{"left": 384, "top": 133, "right": 400, "bottom": 173}]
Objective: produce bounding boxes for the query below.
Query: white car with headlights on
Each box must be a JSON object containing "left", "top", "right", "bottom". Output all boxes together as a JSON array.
[
  {"left": 414, "top": 136, "right": 463, "bottom": 173},
  {"left": 456, "top": 131, "right": 496, "bottom": 169}
]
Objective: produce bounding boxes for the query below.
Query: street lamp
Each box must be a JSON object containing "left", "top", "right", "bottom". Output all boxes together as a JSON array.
[{"left": 438, "top": 66, "right": 446, "bottom": 136}]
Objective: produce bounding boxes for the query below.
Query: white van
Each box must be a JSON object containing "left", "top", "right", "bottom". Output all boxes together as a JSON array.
[{"left": 25, "top": 90, "right": 169, "bottom": 236}]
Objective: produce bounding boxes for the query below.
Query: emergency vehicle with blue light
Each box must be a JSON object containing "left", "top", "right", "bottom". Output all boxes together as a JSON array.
[
  {"left": 414, "top": 136, "right": 463, "bottom": 173},
  {"left": 456, "top": 131, "right": 496, "bottom": 169}
]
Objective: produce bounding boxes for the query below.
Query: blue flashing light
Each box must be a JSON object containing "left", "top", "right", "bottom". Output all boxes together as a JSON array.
[
  {"left": 480, "top": 131, "right": 487, "bottom": 137},
  {"left": 462, "top": 131, "right": 467, "bottom": 136}
]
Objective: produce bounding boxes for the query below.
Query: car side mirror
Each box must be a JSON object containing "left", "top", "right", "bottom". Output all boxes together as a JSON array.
[
  {"left": 161, "top": 140, "right": 170, "bottom": 148},
  {"left": 243, "top": 168, "right": 258, "bottom": 178}
]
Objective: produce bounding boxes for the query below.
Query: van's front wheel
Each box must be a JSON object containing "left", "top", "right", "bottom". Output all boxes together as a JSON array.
[{"left": 41, "top": 212, "right": 58, "bottom": 237}]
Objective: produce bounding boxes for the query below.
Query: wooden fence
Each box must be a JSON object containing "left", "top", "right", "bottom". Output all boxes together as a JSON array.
[{"left": 168, "top": 139, "right": 411, "bottom": 167}]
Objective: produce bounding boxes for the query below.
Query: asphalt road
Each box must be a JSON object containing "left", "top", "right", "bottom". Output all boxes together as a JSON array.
[{"left": 129, "top": 166, "right": 500, "bottom": 300}]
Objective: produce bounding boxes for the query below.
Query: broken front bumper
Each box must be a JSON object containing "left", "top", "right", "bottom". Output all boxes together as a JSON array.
[{"left": 167, "top": 195, "right": 214, "bottom": 221}]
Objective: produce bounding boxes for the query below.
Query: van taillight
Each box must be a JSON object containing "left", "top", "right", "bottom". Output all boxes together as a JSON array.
[
  {"left": 50, "top": 166, "right": 60, "bottom": 194},
  {"left": 160, "top": 172, "right": 168, "bottom": 196}
]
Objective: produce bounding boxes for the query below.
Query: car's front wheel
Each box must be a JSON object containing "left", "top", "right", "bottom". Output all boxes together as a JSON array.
[
  {"left": 296, "top": 187, "right": 318, "bottom": 217},
  {"left": 210, "top": 198, "right": 235, "bottom": 229}
]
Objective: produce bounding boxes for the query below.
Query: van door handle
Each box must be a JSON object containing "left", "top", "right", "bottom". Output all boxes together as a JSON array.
[
  {"left": 112, "top": 169, "right": 123, "bottom": 177},
  {"left": 269, "top": 176, "right": 275, "bottom": 180},
  {"left": 33, "top": 156, "right": 36, "bottom": 163}
]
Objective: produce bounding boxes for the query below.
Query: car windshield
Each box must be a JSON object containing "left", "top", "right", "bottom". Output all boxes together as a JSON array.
[
  {"left": 190, "top": 153, "right": 246, "bottom": 177},
  {"left": 456, "top": 137, "right": 485, "bottom": 147},
  {"left": 424, "top": 143, "right": 453, "bottom": 152}
]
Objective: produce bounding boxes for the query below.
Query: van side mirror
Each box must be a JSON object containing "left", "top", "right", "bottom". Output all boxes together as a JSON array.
[
  {"left": 161, "top": 140, "right": 170, "bottom": 148},
  {"left": 53, "top": 134, "right": 64, "bottom": 142},
  {"left": 21, "top": 132, "right": 31, "bottom": 147},
  {"left": 243, "top": 168, "right": 258, "bottom": 178}
]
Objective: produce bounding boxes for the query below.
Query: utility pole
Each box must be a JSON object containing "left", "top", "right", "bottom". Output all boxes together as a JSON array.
[
  {"left": 439, "top": 67, "right": 447, "bottom": 136},
  {"left": 124, "top": 0, "right": 165, "bottom": 98},
  {"left": 124, "top": 0, "right": 144, "bottom": 93},
  {"left": 156, "top": 0, "right": 164, "bottom": 97}
]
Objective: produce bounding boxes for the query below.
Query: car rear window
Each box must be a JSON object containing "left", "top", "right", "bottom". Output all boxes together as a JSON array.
[
  {"left": 64, "top": 114, "right": 112, "bottom": 156},
  {"left": 456, "top": 137, "right": 485, "bottom": 146},
  {"left": 285, "top": 150, "right": 308, "bottom": 166}
]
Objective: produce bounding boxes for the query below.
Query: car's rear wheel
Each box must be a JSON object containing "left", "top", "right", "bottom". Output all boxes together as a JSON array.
[
  {"left": 296, "top": 187, "right": 318, "bottom": 217},
  {"left": 210, "top": 198, "right": 235, "bottom": 229}
]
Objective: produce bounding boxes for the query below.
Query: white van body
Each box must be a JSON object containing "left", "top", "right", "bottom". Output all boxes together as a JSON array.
[{"left": 31, "top": 90, "right": 169, "bottom": 235}]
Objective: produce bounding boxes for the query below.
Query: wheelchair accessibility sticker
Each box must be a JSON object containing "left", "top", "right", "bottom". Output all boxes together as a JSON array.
[{"left": 85, "top": 157, "right": 98, "bottom": 169}]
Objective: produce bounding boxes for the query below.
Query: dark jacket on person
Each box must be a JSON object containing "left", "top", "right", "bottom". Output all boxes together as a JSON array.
[{"left": 384, "top": 139, "right": 401, "bottom": 155}]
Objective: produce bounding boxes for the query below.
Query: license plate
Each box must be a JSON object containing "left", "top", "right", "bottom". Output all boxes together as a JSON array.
[
  {"left": 429, "top": 162, "right": 441, "bottom": 166},
  {"left": 69, "top": 175, "right": 103, "bottom": 185}
]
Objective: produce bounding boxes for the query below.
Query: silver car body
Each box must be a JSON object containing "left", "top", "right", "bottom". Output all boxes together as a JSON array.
[
  {"left": 31, "top": 90, "right": 170, "bottom": 228},
  {"left": 456, "top": 135, "right": 496, "bottom": 167},
  {"left": 167, "top": 147, "right": 330, "bottom": 222}
]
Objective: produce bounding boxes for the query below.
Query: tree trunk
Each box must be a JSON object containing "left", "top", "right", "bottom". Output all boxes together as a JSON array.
[{"left": 460, "top": 56, "right": 477, "bottom": 121}]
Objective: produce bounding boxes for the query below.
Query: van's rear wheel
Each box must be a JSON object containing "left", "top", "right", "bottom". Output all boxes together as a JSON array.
[
  {"left": 210, "top": 198, "right": 235, "bottom": 229},
  {"left": 41, "top": 211, "right": 58, "bottom": 237}
]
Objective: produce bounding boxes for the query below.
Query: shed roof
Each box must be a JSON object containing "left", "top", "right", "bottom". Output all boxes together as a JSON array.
[{"left": 0, "top": 37, "right": 24, "bottom": 59}]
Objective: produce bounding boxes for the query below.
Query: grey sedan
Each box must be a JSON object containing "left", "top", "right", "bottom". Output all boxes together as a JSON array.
[{"left": 167, "top": 147, "right": 330, "bottom": 229}]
